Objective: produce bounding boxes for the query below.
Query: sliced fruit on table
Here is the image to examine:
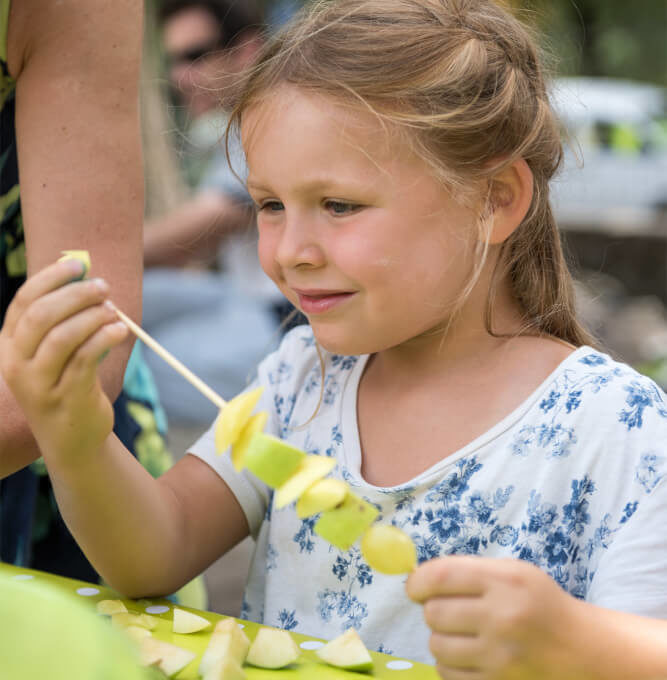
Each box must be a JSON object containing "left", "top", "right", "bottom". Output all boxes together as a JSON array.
[
  {"left": 231, "top": 411, "right": 268, "bottom": 471},
  {"left": 274, "top": 454, "right": 337, "bottom": 509},
  {"left": 203, "top": 655, "right": 246, "bottom": 680},
  {"left": 199, "top": 618, "right": 250, "bottom": 675},
  {"left": 215, "top": 387, "right": 264, "bottom": 454},
  {"left": 123, "top": 625, "right": 152, "bottom": 644},
  {"left": 316, "top": 628, "right": 373, "bottom": 672},
  {"left": 172, "top": 607, "right": 211, "bottom": 634},
  {"left": 111, "top": 611, "right": 159, "bottom": 630},
  {"left": 245, "top": 627, "right": 301, "bottom": 669},
  {"left": 95, "top": 599, "right": 127, "bottom": 615},
  {"left": 139, "top": 637, "right": 196, "bottom": 678},
  {"left": 296, "top": 477, "right": 349, "bottom": 518},
  {"left": 314, "top": 492, "right": 379, "bottom": 550},
  {"left": 361, "top": 524, "right": 417, "bottom": 574},
  {"left": 244, "top": 433, "right": 306, "bottom": 487}
]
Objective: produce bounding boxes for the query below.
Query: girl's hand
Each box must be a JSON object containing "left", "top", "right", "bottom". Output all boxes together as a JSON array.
[
  {"left": 0, "top": 259, "right": 128, "bottom": 464},
  {"left": 406, "top": 555, "right": 588, "bottom": 680}
]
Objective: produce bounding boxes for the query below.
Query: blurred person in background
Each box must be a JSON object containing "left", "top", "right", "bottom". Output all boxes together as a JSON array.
[{"left": 141, "top": 0, "right": 299, "bottom": 426}]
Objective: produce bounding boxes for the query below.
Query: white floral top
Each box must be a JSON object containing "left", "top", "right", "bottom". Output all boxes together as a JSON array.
[{"left": 190, "top": 326, "right": 667, "bottom": 664}]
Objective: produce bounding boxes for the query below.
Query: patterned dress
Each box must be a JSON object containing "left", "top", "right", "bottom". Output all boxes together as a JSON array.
[
  {"left": 191, "top": 325, "right": 667, "bottom": 663},
  {"left": 0, "top": 0, "right": 205, "bottom": 606}
]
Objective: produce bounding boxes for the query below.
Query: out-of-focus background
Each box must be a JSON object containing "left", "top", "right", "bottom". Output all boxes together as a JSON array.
[{"left": 140, "top": 0, "right": 666, "bottom": 616}]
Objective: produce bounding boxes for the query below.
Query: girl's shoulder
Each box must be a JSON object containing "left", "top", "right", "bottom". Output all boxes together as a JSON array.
[{"left": 530, "top": 344, "right": 667, "bottom": 437}]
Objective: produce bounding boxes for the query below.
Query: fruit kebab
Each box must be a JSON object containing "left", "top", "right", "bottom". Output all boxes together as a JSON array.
[{"left": 58, "top": 250, "right": 418, "bottom": 575}]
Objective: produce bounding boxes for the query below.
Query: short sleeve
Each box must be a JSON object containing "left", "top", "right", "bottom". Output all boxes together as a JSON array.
[
  {"left": 587, "top": 475, "right": 667, "bottom": 618},
  {"left": 187, "top": 379, "right": 278, "bottom": 539}
]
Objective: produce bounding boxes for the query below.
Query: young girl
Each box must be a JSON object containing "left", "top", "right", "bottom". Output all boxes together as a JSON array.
[{"left": 2, "top": 0, "right": 667, "bottom": 676}]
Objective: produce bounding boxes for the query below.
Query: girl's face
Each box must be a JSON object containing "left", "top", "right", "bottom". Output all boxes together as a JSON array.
[{"left": 242, "top": 86, "right": 480, "bottom": 356}]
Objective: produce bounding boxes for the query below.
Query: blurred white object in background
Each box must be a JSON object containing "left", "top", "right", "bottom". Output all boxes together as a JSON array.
[{"left": 549, "top": 77, "right": 667, "bottom": 236}]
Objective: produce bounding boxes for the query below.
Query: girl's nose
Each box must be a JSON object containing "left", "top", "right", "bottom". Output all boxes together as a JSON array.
[{"left": 274, "top": 215, "right": 326, "bottom": 271}]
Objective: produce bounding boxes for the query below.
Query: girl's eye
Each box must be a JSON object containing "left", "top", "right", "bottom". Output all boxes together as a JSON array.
[
  {"left": 324, "top": 200, "right": 360, "bottom": 216},
  {"left": 258, "top": 200, "right": 284, "bottom": 212}
]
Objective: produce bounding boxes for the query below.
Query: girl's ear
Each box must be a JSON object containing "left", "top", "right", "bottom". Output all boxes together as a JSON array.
[{"left": 486, "top": 158, "right": 534, "bottom": 244}]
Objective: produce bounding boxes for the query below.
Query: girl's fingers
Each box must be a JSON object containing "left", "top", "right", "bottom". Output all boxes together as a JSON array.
[
  {"left": 423, "top": 597, "right": 485, "bottom": 635},
  {"left": 30, "top": 302, "right": 119, "bottom": 387},
  {"left": 12, "top": 278, "right": 110, "bottom": 360},
  {"left": 3, "top": 259, "right": 86, "bottom": 334},
  {"left": 406, "top": 557, "right": 487, "bottom": 603},
  {"left": 429, "top": 632, "right": 484, "bottom": 674},
  {"left": 57, "top": 319, "right": 128, "bottom": 393}
]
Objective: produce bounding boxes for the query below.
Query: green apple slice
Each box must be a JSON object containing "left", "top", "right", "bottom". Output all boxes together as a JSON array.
[
  {"left": 296, "top": 478, "right": 349, "bottom": 518},
  {"left": 360, "top": 524, "right": 417, "bottom": 574},
  {"left": 172, "top": 607, "right": 211, "bottom": 634},
  {"left": 139, "top": 637, "right": 196, "bottom": 677},
  {"left": 203, "top": 655, "right": 246, "bottom": 680},
  {"left": 199, "top": 618, "right": 250, "bottom": 675},
  {"left": 314, "top": 492, "right": 379, "bottom": 551},
  {"left": 215, "top": 387, "right": 264, "bottom": 453},
  {"left": 111, "top": 612, "right": 159, "bottom": 630},
  {"left": 246, "top": 628, "right": 300, "bottom": 669},
  {"left": 274, "top": 455, "right": 337, "bottom": 509},
  {"left": 95, "top": 599, "right": 127, "bottom": 615},
  {"left": 244, "top": 433, "right": 306, "bottom": 488},
  {"left": 123, "top": 625, "right": 152, "bottom": 644},
  {"left": 316, "top": 628, "right": 373, "bottom": 672},
  {"left": 231, "top": 411, "right": 268, "bottom": 470}
]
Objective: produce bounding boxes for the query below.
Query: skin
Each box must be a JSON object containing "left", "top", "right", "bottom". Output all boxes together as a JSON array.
[
  {"left": 0, "top": 0, "right": 144, "bottom": 478},
  {"left": 2, "top": 84, "right": 666, "bottom": 678}
]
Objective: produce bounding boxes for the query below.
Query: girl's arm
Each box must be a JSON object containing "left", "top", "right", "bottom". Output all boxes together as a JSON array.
[
  {"left": 406, "top": 556, "right": 667, "bottom": 680},
  {"left": 0, "top": 261, "right": 249, "bottom": 597},
  {"left": 1, "top": 0, "right": 144, "bottom": 476}
]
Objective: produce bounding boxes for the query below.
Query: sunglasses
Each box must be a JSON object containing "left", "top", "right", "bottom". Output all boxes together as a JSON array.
[{"left": 166, "top": 39, "right": 225, "bottom": 67}]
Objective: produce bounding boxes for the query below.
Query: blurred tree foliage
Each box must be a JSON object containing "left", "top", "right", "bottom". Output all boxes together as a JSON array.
[
  {"left": 515, "top": 0, "right": 667, "bottom": 85},
  {"left": 262, "top": 0, "right": 666, "bottom": 85}
]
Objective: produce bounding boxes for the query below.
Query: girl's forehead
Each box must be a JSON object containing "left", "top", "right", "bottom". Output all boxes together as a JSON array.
[{"left": 241, "top": 85, "right": 402, "bottom": 161}]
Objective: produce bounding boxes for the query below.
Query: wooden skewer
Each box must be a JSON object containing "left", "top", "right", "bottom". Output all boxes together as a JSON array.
[{"left": 109, "top": 302, "right": 227, "bottom": 410}]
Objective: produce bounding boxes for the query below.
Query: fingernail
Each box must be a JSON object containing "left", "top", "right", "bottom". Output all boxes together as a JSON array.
[
  {"left": 67, "top": 259, "right": 86, "bottom": 282},
  {"left": 92, "top": 278, "right": 109, "bottom": 294}
]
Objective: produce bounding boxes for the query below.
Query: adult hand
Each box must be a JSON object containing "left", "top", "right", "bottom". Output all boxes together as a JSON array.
[
  {"left": 406, "top": 555, "right": 589, "bottom": 680},
  {"left": 0, "top": 260, "right": 128, "bottom": 465}
]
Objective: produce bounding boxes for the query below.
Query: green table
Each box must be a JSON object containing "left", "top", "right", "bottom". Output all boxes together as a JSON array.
[{"left": 0, "top": 562, "right": 438, "bottom": 679}]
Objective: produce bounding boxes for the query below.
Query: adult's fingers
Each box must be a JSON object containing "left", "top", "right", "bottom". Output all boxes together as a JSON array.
[
  {"left": 2, "top": 259, "right": 86, "bottom": 334},
  {"left": 11, "top": 277, "right": 110, "bottom": 360}
]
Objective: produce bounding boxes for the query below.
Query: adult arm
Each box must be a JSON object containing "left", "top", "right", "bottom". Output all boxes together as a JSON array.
[
  {"left": 143, "top": 190, "right": 253, "bottom": 268},
  {"left": 1, "top": 0, "right": 144, "bottom": 476}
]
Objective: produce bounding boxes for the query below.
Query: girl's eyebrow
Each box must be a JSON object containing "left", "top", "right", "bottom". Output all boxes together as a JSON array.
[{"left": 247, "top": 175, "right": 357, "bottom": 195}]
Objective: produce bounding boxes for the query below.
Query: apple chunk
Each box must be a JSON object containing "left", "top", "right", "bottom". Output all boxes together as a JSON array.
[
  {"left": 360, "top": 524, "right": 417, "bottom": 574},
  {"left": 96, "top": 599, "right": 127, "bottom": 615},
  {"left": 172, "top": 607, "right": 211, "bottom": 634},
  {"left": 215, "top": 387, "right": 264, "bottom": 453},
  {"left": 231, "top": 411, "right": 268, "bottom": 471},
  {"left": 314, "top": 492, "right": 379, "bottom": 550},
  {"left": 139, "top": 637, "right": 196, "bottom": 677},
  {"left": 111, "top": 612, "right": 159, "bottom": 630},
  {"left": 199, "top": 618, "right": 250, "bottom": 675},
  {"left": 316, "top": 628, "right": 373, "bottom": 672},
  {"left": 246, "top": 628, "right": 300, "bottom": 669},
  {"left": 296, "top": 478, "right": 348, "bottom": 518},
  {"left": 274, "top": 455, "right": 337, "bottom": 509},
  {"left": 244, "top": 433, "right": 306, "bottom": 488},
  {"left": 203, "top": 655, "right": 246, "bottom": 680}
]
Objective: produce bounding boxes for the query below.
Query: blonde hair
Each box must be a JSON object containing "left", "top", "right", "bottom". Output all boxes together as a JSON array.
[{"left": 228, "top": 0, "right": 596, "bottom": 347}]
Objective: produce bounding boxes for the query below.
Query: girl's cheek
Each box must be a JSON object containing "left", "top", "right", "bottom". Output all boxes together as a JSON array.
[{"left": 257, "top": 228, "right": 280, "bottom": 283}]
